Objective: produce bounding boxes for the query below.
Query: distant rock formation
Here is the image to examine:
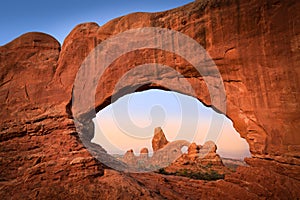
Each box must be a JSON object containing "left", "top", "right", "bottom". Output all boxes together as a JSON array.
[
  {"left": 123, "top": 149, "right": 137, "bottom": 166},
  {"left": 152, "top": 127, "right": 169, "bottom": 152},
  {"left": 139, "top": 147, "right": 149, "bottom": 159},
  {"left": 120, "top": 127, "right": 189, "bottom": 171},
  {"left": 199, "top": 141, "right": 222, "bottom": 165},
  {"left": 121, "top": 127, "right": 227, "bottom": 173},
  {"left": 165, "top": 141, "right": 227, "bottom": 174}
]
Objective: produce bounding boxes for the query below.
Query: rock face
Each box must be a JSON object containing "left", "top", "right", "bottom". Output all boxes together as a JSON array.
[
  {"left": 152, "top": 127, "right": 169, "bottom": 152},
  {"left": 0, "top": 0, "right": 300, "bottom": 199}
]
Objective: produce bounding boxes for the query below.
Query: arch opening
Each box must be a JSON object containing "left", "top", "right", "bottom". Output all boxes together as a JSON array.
[{"left": 91, "top": 89, "right": 251, "bottom": 162}]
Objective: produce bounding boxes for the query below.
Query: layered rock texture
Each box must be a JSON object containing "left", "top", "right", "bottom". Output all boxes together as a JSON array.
[{"left": 0, "top": 0, "right": 300, "bottom": 199}]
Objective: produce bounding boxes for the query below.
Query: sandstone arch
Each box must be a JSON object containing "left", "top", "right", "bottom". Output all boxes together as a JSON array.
[
  {"left": 58, "top": 0, "right": 299, "bottom": 169},
  {"left": 0, "top": 0, "right": 299, "bottom": 198}
]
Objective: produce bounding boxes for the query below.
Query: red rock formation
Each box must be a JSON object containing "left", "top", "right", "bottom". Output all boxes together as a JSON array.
[
  {"left": 198, "top": 141, "right": 223, "bottom": 166},
  {"left": 123, "top": 149, "right": 137, "bottom": 166},
  {"left": 0, "top": 0, "right": 299, "bottom": 199},
  {"left": 165, "top": 141, "right": 226, "bottom": 174},
  {"left": 140, "top": 147, "right": 149, "bottom": 155},
  {"left": 188, "top": 142, "right": 200, "bottom": 159},
  {"left": 122, "top": 132, "right": 226, "bottom": 173},
  {"left": 121, "top": 128, "right": 190, "bottom": 172},
  {"left": 139, "top": 147, "right": 149, "bottom": 159},
  {"left": 152, "top": 127, "right": 169, "bottom": 152}
]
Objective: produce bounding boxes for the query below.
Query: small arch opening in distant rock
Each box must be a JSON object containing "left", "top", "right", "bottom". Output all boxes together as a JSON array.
[
  {"left": 91, "top": 89, "right": 251, "bottom": 162},
  {"left": 181, "top": 146, "right": 188, "bottom": 154}
]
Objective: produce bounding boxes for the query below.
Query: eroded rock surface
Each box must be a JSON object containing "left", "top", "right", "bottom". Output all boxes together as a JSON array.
[{"left": 0, "top": 0, "right": 299, "bottom": 199}]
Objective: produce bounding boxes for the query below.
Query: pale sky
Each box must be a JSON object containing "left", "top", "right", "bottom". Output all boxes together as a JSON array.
[{"left": 92, "top": 89, "right": 251, "bottom": 159}]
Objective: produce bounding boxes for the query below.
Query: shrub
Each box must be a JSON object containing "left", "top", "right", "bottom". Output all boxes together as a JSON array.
[
  {"left": 157, "top": 168, "right": 224, "bottom": 181},
  {"left": 158, "top": 168, "right": 168, "bottom": 175},
  {"left": 206, "top": 162, "right": 212, "bottom": 168}
]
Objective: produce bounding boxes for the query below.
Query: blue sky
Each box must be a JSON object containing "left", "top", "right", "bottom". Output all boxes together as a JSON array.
[{"left": 0, "top": 0, "right": 194, "bottom": 45}]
